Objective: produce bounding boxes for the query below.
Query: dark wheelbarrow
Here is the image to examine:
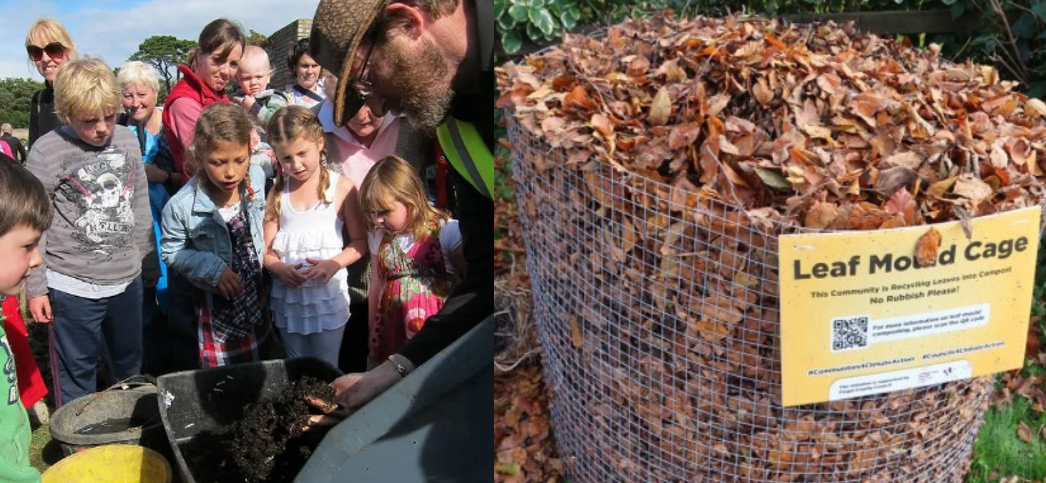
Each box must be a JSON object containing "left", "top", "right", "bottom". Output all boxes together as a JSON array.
[
  {"left": 155, "top": 357, "right": 342, "bottom": 483},
  {"left": 156, "top": 316, "right": 493, "bottom": 483}
]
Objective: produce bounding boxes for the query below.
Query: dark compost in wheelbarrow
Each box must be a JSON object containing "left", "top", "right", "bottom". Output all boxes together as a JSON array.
[{"left": 180, "top": 377, "right": 335, "bottom": 483}]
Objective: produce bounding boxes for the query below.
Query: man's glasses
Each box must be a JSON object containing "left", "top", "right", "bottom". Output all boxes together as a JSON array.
[
  {"left": 342, "top": 33, "right": 377, "bottom": 121},
  {"left": 26, "top": 42, "right": 66, "bottom": 62}
]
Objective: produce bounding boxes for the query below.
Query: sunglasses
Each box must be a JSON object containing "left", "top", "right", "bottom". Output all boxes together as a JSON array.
[
  {"left": 343, "top": 41, "right": 375, "bottom": 120},
  {"left": 27, "top": 42, "right": 66, "bottom": 62}
]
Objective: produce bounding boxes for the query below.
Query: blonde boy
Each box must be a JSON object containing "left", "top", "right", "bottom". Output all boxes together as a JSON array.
[
  {"left": 233, "top": 45, "right": 289, "bottom": 125},
  {"left": 24, "top": 57, "right": 156, "bottom": 407}
]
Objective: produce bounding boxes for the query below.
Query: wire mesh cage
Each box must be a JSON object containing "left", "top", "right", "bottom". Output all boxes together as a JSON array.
[{"left": 509, "top": 119, "right": 994, "bottom": 482}]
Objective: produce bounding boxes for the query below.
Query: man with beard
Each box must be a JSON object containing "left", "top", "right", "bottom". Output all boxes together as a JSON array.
[{"left": 310, "top": 0, "right": 494, "bottom": 410}]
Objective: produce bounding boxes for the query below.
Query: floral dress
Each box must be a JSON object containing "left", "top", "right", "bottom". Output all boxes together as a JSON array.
[{"left": 370, "top": 221, "right": 457, "bottom": 363}]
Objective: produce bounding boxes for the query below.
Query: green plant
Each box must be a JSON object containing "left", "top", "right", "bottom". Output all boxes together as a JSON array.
[
  {"left": 937, "top": 0, "right": 1046, "bottom": 98},
  {"left": 496, "top": 0, "right": 582, "bottom": 54},
  {"left": 0, "top": 78, "right": 43, "bottom": 129},
  {"left": 968, "top": 395, "right": 1046, "bottom": 482},
  {"left": 129, "top": 35, "right": 197, "bottom": 101}
]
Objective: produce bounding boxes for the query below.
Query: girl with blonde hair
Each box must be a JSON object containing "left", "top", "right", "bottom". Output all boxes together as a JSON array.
[
  {"left": 359, "top": 155, "right": 465, "bottom": 365},
  {"left": 263, "top": 105, "right": 367, "bottom": 366}
]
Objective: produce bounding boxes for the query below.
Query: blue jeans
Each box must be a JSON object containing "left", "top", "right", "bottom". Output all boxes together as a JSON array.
[{"left": 48, "top": 278, "right": 143, "bottom": 407}]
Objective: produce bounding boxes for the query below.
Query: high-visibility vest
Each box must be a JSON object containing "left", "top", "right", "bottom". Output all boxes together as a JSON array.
[{"left": 436, "top": 117, "right": 495, "bottom": 200}]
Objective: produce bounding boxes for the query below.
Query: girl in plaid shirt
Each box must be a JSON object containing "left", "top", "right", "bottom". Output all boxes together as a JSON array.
[{"left": 160, "top": 104, "right": 271, "bottom": 367}]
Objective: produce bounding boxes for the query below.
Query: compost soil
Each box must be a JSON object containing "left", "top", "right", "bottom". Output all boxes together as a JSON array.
[{"left": 182, "top": 377, "right": 335, "bottom": 483}]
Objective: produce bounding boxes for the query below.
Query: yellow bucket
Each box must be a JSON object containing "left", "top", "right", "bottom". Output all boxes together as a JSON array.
[{"left": 41, "top": 445, "right": 172, "bottom": 483}]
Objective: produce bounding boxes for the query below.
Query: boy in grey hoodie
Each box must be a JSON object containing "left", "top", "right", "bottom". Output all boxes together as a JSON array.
[{"left": 25, "top": 57, "right": 157, "bottom": 406}]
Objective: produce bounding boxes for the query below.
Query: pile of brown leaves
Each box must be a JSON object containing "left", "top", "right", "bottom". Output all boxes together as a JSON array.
[
  {"left": 495, "top": 362, "right": 564, "bottom": 483},
  {"left": 495, "top": 11, "right": 1046, "bottom": 482},
  {"left": 499, "top": 13, "right": 1046, "bottom": 227}
]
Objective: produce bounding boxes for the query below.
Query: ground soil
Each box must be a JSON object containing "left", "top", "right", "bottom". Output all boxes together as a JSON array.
[{"left": 182, "top": 377, "right": 335, "bottom": 483}]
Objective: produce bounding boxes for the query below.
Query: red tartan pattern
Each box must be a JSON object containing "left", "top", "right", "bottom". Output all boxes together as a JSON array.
[
  {"left": 197, "top": 299, "right": 271, "bottom": 368},
  {"left": 194, "top": 207, "right": 271, "bottom": 368}
]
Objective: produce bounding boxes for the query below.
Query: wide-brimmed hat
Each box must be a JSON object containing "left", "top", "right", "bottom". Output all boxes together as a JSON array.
[{"left": 310, "top": 0, "right": 388, "bottom": 127}]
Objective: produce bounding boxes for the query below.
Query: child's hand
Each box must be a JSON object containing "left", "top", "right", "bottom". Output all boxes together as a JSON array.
[
  {"left": 302, "top": 258, "right": 341, "bottom": 284},
  {"left": 271, "top": 262, "right": 306, "bottom": 288},
  {"left": 217, "top": 267, "right": 243, "bottom": 300},
  {"left": 28, "top": 296, "right": 52, "bottom": 324},
  {"left": 241, "top": 94, "right": 256, "bottom": 110}
]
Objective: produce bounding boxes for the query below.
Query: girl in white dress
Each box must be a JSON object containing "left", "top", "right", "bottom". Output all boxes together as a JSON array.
[{"left": 262, "top": 105, "right": 367, "bottom": 366}]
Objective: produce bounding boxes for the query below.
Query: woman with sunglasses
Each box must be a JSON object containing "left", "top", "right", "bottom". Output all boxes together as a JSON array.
[
  {"left": 284, "top": 39, "right": 326, "bottom": 109},
  {"left": 24, "top": 18, "right": 77, "bottom": 149}
]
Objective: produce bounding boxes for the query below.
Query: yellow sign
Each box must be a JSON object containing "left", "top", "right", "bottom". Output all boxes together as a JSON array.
[{"left": 779, "top": 206, "right": 1040, "bottom": 406}]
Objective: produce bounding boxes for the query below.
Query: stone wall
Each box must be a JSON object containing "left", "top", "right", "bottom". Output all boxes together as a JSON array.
[{"left": 265, "top": 18, "right": 312, "bottom": 91}]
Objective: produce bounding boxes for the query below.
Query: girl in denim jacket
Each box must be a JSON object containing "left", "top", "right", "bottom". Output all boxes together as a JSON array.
[{"left": 160, "top": 104, "right": 271, "bottom": 367}]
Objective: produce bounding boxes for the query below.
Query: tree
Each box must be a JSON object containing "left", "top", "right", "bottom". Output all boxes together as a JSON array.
[
  {"left": 130, "top": 35, "right": 197, "bottom": 101},
  {"left": 247, "top": 29, "right": 268, "bottom": 47},
  {"left": 0, "top": 78, "right": 44, "bottom": 129}
]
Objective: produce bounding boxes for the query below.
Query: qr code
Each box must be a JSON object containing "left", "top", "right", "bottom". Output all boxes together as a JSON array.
[{"left": 832, "top": 316, "right": 869, "bottom": 351}]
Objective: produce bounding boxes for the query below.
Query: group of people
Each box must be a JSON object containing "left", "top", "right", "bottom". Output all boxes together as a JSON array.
[{"left": 1, "top": 0, "right": 494, "bottom": 481}]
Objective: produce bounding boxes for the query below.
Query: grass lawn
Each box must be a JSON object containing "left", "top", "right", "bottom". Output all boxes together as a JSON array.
[
  {"left": 29, "top": 420, "right": 61, "bottom": 473},
  {"left": 969, "top": 395, "right": 1046, "bottom": 483}
]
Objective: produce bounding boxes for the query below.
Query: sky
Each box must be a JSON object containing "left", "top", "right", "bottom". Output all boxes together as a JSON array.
[{"left": 0, "top": 0, "right": 321, "bottom": 80}]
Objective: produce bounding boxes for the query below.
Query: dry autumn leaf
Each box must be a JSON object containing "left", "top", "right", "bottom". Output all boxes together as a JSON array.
[
  {"left": 883, "top": 151, "right": 922, "bottom": 170},
  {"left": 649, "top": 87, "right": 673, "bottom": 126},
  {"left": 495, "top": 365, "right": 564, "bottom": 483},
  {"left": 1027, "top": 98, "right": 1046, "bottom": 119},
  {"left": 668, "top": 124, "right": 702, "bottom": 150},
  {"left": 953, "top": 175, "right": 993, "bottom": 202},
  {"left": 915, "top": 227, "right": 942, "bottom": 267},
  {"left": 754, "top": 77, "right": 774, "bottom": 106},
  {"left": 570, "top": 315, "right": 582, "bottom": 349},
  {"left": 753, "top": 167, "right": 791, "bottom": 191},
  {"left": 885, "top": 187, "right": 916, "bottom": 225},
  {"left": 590, "top": 113, "right": 613, "bottom": 137},
  {"left": 1017, "top": 421, "right": 1035, "bottom": 443},
  {"left": 805, "top": 202, "right": 840, "bottom": 229}
]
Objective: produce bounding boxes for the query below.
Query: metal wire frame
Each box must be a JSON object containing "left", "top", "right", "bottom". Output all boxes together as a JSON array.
[{"left": 509, "top": 117, "right": 993, "bottom": 483}]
